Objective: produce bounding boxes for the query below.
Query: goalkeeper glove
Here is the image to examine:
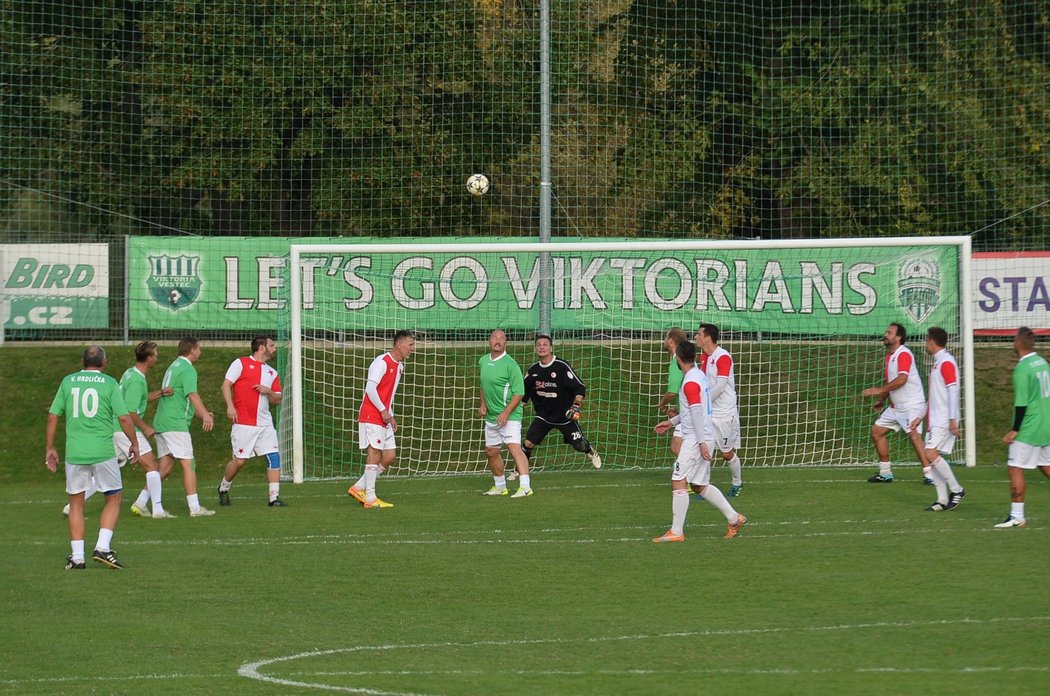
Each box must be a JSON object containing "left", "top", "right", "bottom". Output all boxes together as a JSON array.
[{"left": 566, "top": 404, "right": 582, "bottom": 421}]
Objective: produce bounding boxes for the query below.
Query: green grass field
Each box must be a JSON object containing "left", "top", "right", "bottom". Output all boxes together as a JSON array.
[
  {"left": 1, "top": 343, "right": 1046, "bottom": 694},
  {"left": 1, "top": 468, "right": 1047, "bottom": 694}
]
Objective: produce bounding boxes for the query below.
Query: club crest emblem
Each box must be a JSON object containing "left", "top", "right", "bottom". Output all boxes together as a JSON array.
[
  {"left": 898, "top": 256, "right": 940, "bottom": 324},
  {"left": 147, "top": 255, "right": 202, "bottom": 310}
]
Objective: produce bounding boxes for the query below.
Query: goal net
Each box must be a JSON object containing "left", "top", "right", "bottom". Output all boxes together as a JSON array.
[{"left": 277, "top": 238, "right": 973, "bottom": 482}]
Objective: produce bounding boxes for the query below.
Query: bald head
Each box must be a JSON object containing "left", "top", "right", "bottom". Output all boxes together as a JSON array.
[{"left": 82, "top": 345, "right": 107, "bottom": 369}]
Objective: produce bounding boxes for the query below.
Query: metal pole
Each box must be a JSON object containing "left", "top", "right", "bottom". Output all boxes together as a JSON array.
[
  {"left": 538, "top": 0, "right": 552, "bottom": 336},
  {"left": 123, "top": 236, "right": 130, "bottom": 345}
]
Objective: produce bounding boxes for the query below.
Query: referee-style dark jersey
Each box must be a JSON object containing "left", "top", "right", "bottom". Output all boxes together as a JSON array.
[{"left": 524, "top": 357, "right": 586, "bottom": 422}]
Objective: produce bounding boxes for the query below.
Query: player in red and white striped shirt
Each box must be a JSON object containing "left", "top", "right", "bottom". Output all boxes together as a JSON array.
[
  {"left": 862, "top": 322, "right": 929, "bottom": 483},
  {"left": 652, "top": 340, "right": 747, "bottom": 543},
  {"left": 348, "top": 330, "right": 416, "bottom": 509},
  {"left": 696, "top": 323, "right": 744, "bottom": 496},
  {"left": 909, "top": 327, "right": 965, "bottom": 511},
  {"left": 218, "top": 336, "right": 285, "bottom": 507}
]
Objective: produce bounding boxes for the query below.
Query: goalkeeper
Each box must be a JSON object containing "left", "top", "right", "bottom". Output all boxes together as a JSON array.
[{"left": 521, "top": 335, "right": 602, "bottom": 469}]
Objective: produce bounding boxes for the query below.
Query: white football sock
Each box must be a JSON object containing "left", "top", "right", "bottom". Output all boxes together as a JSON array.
[
  {"left": 727, "top": 454, "right": 743, "bottom": 486},
  {"left": 269, "top": 482, "right": 280, "bottom": 501},
  {"left": 218, "top": 478, "right": 232, "bottom": 492},
  {"left": 701, "top": 484, "right": 738, "bottom": 521},
  {"left": 145, "top": 470, "right": 164, "bottom": 511},
  {"left": 364, "top": 465, "right": 379, "bottom": 502},
  {"left": 187, "top": 493, "right": 201, "bottom": 511},
  {"left": 352, "top": 473, "right": 366, "bottom": 490},
  {"left": 671, "top": 489, "right": 690, "bottom": 535},
  {"left": 1011, "top": 502, "right": 1025, "bottom": 521},
  {"left": 95, "top": 528, "right": 114, "bottom": 552},
  {"left": 70, "top": 539, "right": 85, "bottom": 562},
  {"left": 925, "top": 466, "right": 948, "bottom": 505},
  {"left": 493, "top": 474, "right": 507, "bottom": 490},
  {"left": 879, "top": 461, "right": 893, "bottom": 477},
  {"left": 932, "top": 457, "right": 963, "bottom": 493},
  {"left": 134, "top": 488, "right": 149, "bottom": 509},
  {"left": 519, "top": 474, "right": 531, "bottom": 490}
]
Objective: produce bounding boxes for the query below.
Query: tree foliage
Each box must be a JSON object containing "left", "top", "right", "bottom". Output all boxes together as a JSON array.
[{"left": 1, "top": 0, "right": 1046, "bottom": 243}]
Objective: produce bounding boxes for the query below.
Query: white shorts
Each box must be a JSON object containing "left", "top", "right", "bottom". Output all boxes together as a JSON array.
[
  {"left": 924, "top": 427, "right": 956, "bottom": 455},
  {"left": 1007, "top": 441, "right": 1050, "bottom": 469},
  {"left": 672, "top": 423, "right": 683, "bottom": 439},
  {"left": 484, "top": 420, "right": 522, "bottom": 448},
  {"left": 874, "top": 406, "right": 924, "bottom": 434},
  {"left": 66, "top": 458, "right": 122, "bottom": 495},
  {"left": 113, "top": 431, "right": 153, "bottom": 465},
  {"left": 711, "top": 414, "right": 741, "bottom": 452},
  {"left": 671, "top": 439, "right": 714, "bottom": 486},
  {"left": 359, "top": 422, "right": 396, "bottom": 451},
  {"left": 231, "top": 424, "right": 279, "bottom": 459},
  {"left": 155, "top": 431, "right": 195, "bottom": 460}
]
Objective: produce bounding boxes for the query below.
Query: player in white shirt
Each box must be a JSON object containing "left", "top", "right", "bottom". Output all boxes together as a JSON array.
[
  {"left": 217, "top": 335, "right": 284, "bottom": 507},
  {"left": 696, "top": 323, "right": 743, "bottom": 496},
  {"left": 656, "top": 327, "right": 688, "bottom": 457},
  {"left": 348, "top": 330, "right": 415, "bottom": 508},
  {"left": 862, "top": 322, "right": 929, "bottom": 483},
  {"left": 909, "top": 327, "right": 965, "bottom": 511},
  {"left": 652, "top": 340, "right": 747, "bottom": 542}
]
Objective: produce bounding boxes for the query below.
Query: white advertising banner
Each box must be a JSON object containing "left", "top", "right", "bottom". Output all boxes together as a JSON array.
[
  {"left": 973, "top": 252, "right": 1050, "bottom": 335},
  {"left": 0, "top": 244, "right": 109, "bottom": 330}
]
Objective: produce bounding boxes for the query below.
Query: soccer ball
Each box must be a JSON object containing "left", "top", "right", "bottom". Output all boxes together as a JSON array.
[
  {"left": 466, "top": 173, "right": 489, "bottom": 196},
  {"left": 168, "top": 289, "right": 182, "bottom": 306}
]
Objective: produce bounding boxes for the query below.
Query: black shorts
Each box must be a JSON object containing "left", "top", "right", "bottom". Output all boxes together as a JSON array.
[{"left": 526, "top": 417, "right": 584, "bottom": 447}]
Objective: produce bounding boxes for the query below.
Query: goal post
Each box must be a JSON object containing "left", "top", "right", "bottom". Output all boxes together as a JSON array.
[{"left": 279, "top": 237, "right": 974, "bottom": 483}]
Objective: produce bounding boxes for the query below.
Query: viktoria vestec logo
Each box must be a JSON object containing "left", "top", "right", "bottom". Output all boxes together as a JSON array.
[
  {"left": 897, "top": 255, "right": 940, "bottom": 324},
  {"left": 147, "top": 255, "right": 202, "bottom": 310}
]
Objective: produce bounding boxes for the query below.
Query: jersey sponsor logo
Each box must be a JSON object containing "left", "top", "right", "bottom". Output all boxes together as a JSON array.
[
  {"left": 147, "top": 254, "right": 202, "bottom": 311},
  {"left": 898, "top": 255, "right": 940, "bottom": 324}
]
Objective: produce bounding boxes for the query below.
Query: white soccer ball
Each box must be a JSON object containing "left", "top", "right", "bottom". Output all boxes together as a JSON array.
[
  {"left": 168, "top": 289, "right": 182, "bottom": 305},
  {"left": 466, "top": 173, "right": 490, "bottom": 196}
]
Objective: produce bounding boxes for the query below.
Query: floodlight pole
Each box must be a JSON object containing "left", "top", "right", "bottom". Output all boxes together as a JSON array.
[{"left": 538, "top": 0, "right": 552, "bottom": 336}]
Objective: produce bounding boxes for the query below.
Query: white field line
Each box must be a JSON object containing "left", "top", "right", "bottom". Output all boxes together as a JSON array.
[
  {"left": 1, "top": 472, "right": 1015, "bottom": 507},
  {"left": 4, "top": 616, "right": 1046, "bottom": 690},
  {"left": 19, "top": 522, "right": 1041, "bottom": 548},
  {"left": 237, "top": 615, "right": 1050, "bottom": 694}
]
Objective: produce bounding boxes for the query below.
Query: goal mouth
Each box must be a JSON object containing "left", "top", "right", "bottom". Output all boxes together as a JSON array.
[{"left": 277, "top": 238, "right": 973, "bottom": 482}]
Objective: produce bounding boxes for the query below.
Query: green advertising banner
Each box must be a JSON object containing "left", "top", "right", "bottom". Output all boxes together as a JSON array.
[
  {"left": 128, "top": 237, "right": 959, "bottom": 335},
  {"left": 1, "top": 244, "right": 109, "bottom": 329}
]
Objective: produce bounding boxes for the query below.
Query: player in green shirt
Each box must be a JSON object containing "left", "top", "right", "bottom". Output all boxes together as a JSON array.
[
  {"left": 46, "top": 346, "right": 139, "bottom": 570},
  {"left": 996, "top": 326, "right": 1050, "bottom": 528},
  {"left": 154, "top": 336, "right": 217, "bottom": 517},
  {"left": 60, "top": 341, "right": 175, "bottom": 519},
  {"left": 478, "top": 329, "right": 531, "bottom": 497},
  {"left": 656, "top": 327, "right": 687, "bottom": 457},
  {"left": 118, "top": 341, "right": 177, "bottom": 519}
]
